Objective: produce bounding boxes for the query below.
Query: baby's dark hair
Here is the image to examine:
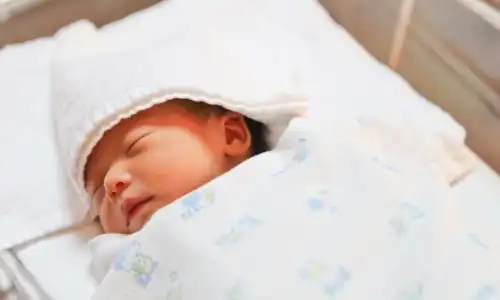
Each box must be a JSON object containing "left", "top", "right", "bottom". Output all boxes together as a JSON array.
[
  {"left": 243, "top": 116, "right": 269, "bottom": 155},
  {"left": 174, "top": 99, "right": 269, "bottom": 155}
]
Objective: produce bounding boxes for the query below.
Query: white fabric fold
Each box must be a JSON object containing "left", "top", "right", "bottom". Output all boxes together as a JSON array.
[{"left": 88, "top": 234, "right": 129, "bottom": 285}]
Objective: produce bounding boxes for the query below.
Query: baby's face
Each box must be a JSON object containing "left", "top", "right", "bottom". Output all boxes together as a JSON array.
[{"left": 85, "top": 101, "right": 250, "bottom": 234}]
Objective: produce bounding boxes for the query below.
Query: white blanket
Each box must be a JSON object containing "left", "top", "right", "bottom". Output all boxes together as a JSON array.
[{"left": 89, "top": 115, "right": 500, "bottom": 300}]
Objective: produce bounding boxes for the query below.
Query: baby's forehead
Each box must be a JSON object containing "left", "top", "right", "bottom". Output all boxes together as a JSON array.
[{"left": 83, "top": 101, "right": 204, "bottom": 184}]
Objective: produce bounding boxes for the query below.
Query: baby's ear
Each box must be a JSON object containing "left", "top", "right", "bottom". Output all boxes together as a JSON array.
[{"left": 222, "top": 112, "right": 251, "bottom": 158}]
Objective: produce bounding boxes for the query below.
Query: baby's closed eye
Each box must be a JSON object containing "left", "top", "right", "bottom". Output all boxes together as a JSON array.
[{"left": 126, "top": 132, "right": 151, "bottom": 157}]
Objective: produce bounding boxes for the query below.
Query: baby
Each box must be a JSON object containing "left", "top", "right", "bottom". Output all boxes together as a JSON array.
[
  {"left": 53, "top": 20, "right": 500, "bottom": 300},
  {"left": 84, "top": 99, "right": 269, "bottom": 234}
]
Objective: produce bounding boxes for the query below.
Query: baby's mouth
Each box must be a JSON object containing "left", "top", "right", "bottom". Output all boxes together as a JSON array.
[{"left": 121, "top": 195, "right": 154, "bottom": 223}]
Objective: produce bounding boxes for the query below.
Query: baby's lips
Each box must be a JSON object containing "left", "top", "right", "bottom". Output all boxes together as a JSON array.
[{"left": 121, "top": 195, "right": 153, "bottom": 221}]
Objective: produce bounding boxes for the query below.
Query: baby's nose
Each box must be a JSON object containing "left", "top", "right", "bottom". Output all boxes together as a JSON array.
[
  {"left": 109, "top": 181, "right": 125, "bottom": 196},
  {"left": 103, "top": 169, "right": 131, "bottom": 201},
  {"left": 105, "top": 180, "right": 127, "bottom": 202}
]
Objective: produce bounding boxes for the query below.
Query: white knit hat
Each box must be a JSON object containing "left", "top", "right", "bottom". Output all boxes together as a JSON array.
[{"left": 51, "top": 21, "right": 307, "bottom": 215}]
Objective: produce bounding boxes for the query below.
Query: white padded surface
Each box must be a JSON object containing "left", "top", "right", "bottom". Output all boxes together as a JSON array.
[
  {"left": 15, "top": 223, "right": 101, "bottom": 300},
  {"left": 0, "top": 38, "right": 87, "bottom": 251}
]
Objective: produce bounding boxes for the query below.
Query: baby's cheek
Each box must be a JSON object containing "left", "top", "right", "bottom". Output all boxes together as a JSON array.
[
  {"left": 139, "top": 141, "right": 220, "bottom": 205},
  {"left": 148, "top": 159, "right": 215, "bottom": 196}
]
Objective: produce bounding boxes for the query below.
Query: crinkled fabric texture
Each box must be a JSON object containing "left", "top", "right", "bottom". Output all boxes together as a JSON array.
[{"left": 89, "top": 116, "right": 500, "bottom": 300}]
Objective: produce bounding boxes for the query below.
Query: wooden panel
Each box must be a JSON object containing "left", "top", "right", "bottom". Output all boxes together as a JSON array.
[
  {"left": 0, "top": 0, "right": 161, "bottom": 46},
  {"left": 398, "top": 0, "right": 500, "bottom": 172},
  {"left": 320, "top": 0, "right": 500, "bottom": 173},
  {"left": 413, "top": 0, "right": 500, "bottom": 96},
  {"left": 398, "top": 30, "right": 500, "bottom": 172},
  {"left": 484, "top": 0, "right": 500, "bottom": 10},
  {"left": 319, "top": 0, "right": 402, "bottom": 62}
]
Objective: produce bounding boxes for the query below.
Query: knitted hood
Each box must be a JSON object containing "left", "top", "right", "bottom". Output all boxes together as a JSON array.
[{"left": 51, "top": 21, "right": 307, "bottom": 214}]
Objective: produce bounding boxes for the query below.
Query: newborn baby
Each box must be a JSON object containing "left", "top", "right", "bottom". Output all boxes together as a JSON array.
[
  {"left": 54, "top": 22, "right": 498, "bottom": 300},
  {"left": 85, "top": 99, "right": 268, "bottom": 234},
  {"left": 50, "top": 22, "right": 307, "bottom": 290}
]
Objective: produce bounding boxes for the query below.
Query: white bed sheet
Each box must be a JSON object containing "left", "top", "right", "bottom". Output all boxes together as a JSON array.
[
  {"left": 14, "top": 223, "right": 100, "bottom": 300},
  {"left": 13, "top": 159, "right": 499, "bottom": 300}
]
